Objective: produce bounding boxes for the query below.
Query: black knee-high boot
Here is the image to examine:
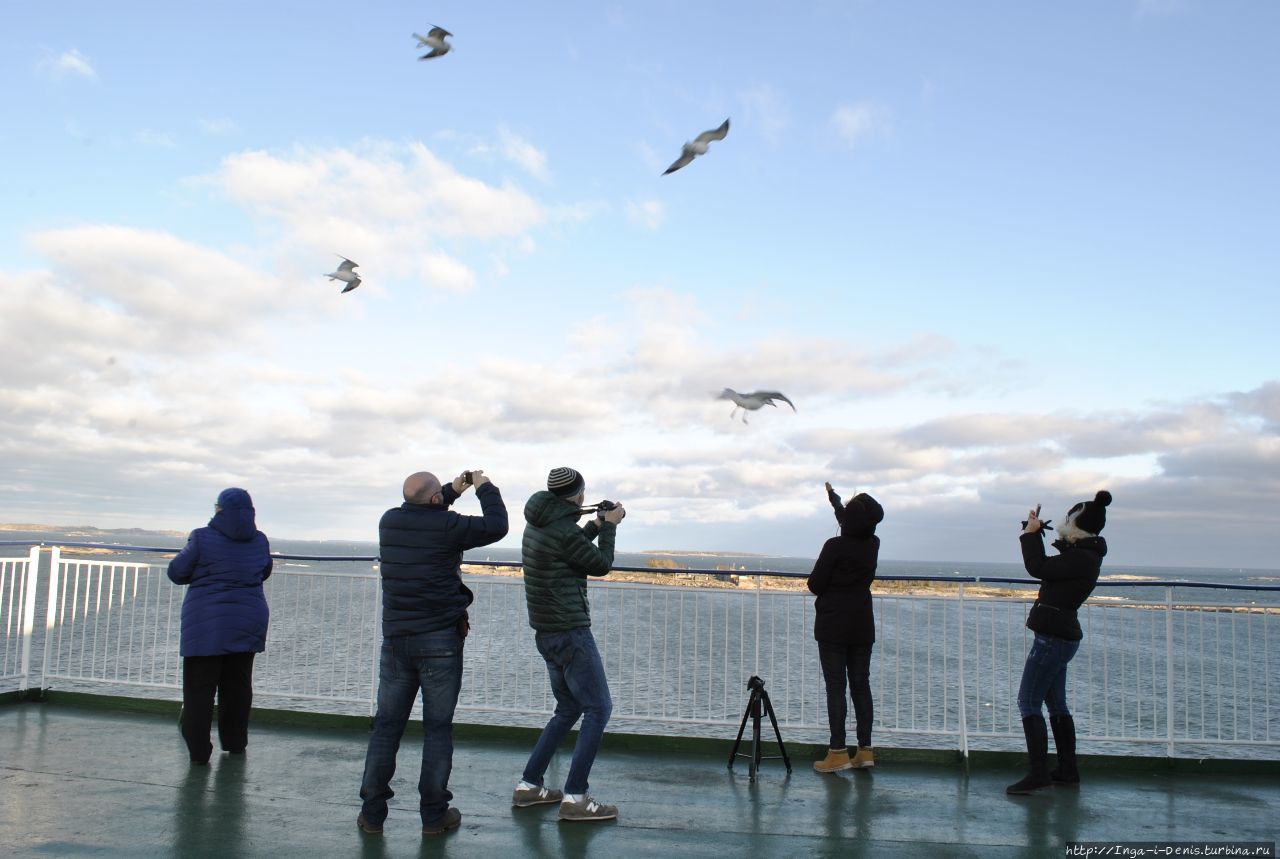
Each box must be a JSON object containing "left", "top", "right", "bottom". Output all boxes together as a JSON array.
[
  {"left": 1049, "top": 714, "right": 1079, "bottom": 785},
  {"left": 1006, "top": 715, "right": 1052, "bottom": 795}
]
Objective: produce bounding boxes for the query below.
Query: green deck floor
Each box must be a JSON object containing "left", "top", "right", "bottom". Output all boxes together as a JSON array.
[{"left": 1, "top": 699, "right": 1276, "bottom": 858}]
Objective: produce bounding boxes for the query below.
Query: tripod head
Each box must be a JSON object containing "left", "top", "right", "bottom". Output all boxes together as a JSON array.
[{"left": 746, "top": 675, "right": 765, "bottom": 692}]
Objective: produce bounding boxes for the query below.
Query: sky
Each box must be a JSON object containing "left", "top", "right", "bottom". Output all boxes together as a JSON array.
[{"left": 2, "top": 1, "right": 1277, "bottom": 568}]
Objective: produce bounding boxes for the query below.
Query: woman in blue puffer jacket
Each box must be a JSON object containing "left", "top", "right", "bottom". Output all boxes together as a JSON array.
[{"left": 168, "top": 487, "right": 272, "bottom": 764}]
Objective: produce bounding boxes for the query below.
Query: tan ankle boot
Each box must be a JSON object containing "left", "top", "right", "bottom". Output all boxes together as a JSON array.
[
  {"left": 813, "top": 748, "right": 852, "bottom": 772},
  {"left": 850, "top": 747, "right": 875, "bottom": 768}
]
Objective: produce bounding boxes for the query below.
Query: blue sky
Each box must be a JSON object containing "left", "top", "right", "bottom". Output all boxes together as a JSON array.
[{"left": 2, "top": 1, "right": 1277, "bottom": 567}]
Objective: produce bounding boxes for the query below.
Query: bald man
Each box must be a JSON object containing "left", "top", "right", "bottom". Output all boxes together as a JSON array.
[{"left": 358, "top": 468, "right": 508, "bottom": 837}]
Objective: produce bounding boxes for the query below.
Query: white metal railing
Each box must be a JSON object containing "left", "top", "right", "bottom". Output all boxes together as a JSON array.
[
  {"left": 10, "top": 545, "right": 1280, "bottom": 758},
  {"left": 0, "top": 547, "right": 41, "bottom": 692}
]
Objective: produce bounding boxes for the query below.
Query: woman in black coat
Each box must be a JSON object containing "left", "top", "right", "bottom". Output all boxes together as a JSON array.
[
  {"left": 808, "top": 483, "right": 883, "bottom": 772},
  {"left": 1006, "top": 490, "right": 1111, "bottom": 795}
]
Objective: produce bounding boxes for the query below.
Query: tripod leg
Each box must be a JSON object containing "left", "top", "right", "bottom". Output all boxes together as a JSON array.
[
  {"left": 728, "top": 696, "right": 753, "bottom": 769},
  {"left": 750, "top": 690, "right": 762, "bottom": 782},
  {"left": 761, "top": 690, "right": 792, "bottom": 773}
]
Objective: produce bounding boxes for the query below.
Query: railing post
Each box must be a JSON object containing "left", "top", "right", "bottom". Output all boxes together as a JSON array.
[
  {"left": 1165, "top": 586, "right": 1175, "bottom": 757},
  {"left": 753, "top": 574, "right": 762, "bottom": 677},
  {"left": 18, "top": 546, "right": 41, "bottom": 691},
  {"left": 42, "top": 546, "right": 62, "bottom": 692},
  {"left": 957, "top": 582, "right": 969, "bottom": 758}
]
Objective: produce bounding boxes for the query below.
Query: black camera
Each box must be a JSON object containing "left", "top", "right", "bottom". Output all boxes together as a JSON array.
[
  {"left": 577, "top": 499, "right": 621, "bottom": 517},
  {"left": 1021, "top": 503, "right": 1053, "bottom": 532},
  {"left": 461, "top": 471, "right": 474, "bottom": 485}
]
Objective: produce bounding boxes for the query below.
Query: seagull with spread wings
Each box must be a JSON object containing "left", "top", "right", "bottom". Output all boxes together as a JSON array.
[
  {"left": 324, "top": 256, "right": 362, "bottom": 294},
  {"left": 414, "top": 26, "right": 452, "bottom": 60},
  {"left": 663, "top": 119, "right": 730, "bottom": 175},
  {"left": 716, "top": 388, "right": 796, "bottom": 424}
]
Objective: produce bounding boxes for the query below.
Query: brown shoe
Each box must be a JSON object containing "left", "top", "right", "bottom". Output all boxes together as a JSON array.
[
  {"left": 813, "top": 748, "right": 853, "bottom": 773},
  {"left": 422, "top": 807, "right": 461, "bottom": 835},
  {"left": 850, "top": 747, "right": 875, "bottom": 769}
]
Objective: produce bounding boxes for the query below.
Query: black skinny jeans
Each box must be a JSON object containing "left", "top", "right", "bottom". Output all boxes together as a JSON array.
[
  {"left": 182, "top": 652, "right": 255, "bottom": 762},
  {"left": 818, "top": 642, "right": 873, "bottom": 749}
]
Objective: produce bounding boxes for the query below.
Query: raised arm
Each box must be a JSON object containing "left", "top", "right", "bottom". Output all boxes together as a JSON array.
[{"left": 454, "top": 481, "right": 509, "bottom": 550}]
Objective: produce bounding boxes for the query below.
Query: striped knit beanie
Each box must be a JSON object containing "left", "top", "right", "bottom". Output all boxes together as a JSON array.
[{"left": 547, "top": 466, "right": 585, "bottom": 498}]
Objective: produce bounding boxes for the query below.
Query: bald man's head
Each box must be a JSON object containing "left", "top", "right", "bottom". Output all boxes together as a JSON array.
[{"left": 403, "top": 471, "right": 443, "bottom": 505}]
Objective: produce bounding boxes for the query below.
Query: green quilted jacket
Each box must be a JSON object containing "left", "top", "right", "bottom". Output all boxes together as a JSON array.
[{"left": 521, "top": 490, "right": 616, "bottom": 632}]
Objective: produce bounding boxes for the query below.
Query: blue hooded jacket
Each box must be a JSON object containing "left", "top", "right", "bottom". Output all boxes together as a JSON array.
[{"left": 167, "top": 488, "right": 273, "bottom": 657}]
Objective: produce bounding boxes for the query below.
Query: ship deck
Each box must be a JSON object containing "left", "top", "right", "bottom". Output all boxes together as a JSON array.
[{"left": 2, "top": 696, "right": 1277, "bottom": 858}]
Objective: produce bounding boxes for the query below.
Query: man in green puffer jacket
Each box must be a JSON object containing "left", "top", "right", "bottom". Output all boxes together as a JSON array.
[{"left": 513, "top": 467, "right": 626, "bottom": 823}]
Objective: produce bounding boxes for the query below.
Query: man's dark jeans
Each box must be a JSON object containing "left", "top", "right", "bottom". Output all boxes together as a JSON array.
[
  {"left": 818, "top": 642, "right": 874, "bottom": 749},
  {"left": 522, "top": 628, "right": 613, "bottom": 795},
  {"left": 1017, "top": 632, "right": 1080, "bottom": 718},
  {"left": 182, "top": 652, "right": 255, "bottom": 762},
  {"left": 359, "top": 629, "right": 463, "bottom": 828}
]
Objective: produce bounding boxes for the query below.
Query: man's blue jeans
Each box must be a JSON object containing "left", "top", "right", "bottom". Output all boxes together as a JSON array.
[
  {"left": 359, "top": 629, "right": 463, "bottom": 828},
  {"left": 521, "top": 628, "right": 612, "bottom": 795},
  {"left": 1016, "top": 632, "right": 1080, "bottom": 718}
]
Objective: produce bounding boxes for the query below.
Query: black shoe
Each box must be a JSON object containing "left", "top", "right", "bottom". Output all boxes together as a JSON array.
[
  {"left": 422, "top": 807, "right": 461, "bottom": 835},
  {"left": 1006, "top": 772, "right": 1053, "bottom": 795},
  {"left": 356, "top": 813, "right": 383, "bottom": 835}
]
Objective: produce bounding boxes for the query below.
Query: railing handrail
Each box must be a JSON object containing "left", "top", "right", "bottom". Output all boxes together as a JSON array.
[{"left": 4, "top": 540, "right": 1280, "bottom": 592}]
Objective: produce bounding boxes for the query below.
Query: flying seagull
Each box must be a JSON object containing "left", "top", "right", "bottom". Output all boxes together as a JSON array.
[
  {"left": 324, "top": 256, "right": 361, "bottom": 293},
  {"left": 663, "top": 118, "right": 730, "bottom": 176},
  {"left": 716, "top": 388, "right": 796, "bottom": 424},
  {"left": 414, "top": 26, "right": 452, "bottom": 60}
]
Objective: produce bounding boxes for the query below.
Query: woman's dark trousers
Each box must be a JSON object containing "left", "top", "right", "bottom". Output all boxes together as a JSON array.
[
  {"left": 182, "top": 652, "right": 256, "bottom": 762},
  {"left": 818, "top": 642, "right": 874, "bottom": 748}
]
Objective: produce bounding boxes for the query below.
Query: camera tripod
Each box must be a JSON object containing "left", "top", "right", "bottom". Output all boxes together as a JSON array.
[{"left": 728, "top": 675, "right": 792, "bottom": 782}]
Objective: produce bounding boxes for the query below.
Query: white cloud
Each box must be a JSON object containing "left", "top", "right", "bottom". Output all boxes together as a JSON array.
[
  {"left": 466, "top": 126, "right": 552, "bottom": 181},
  {"left": 498, "top": 126, "right": 550, "bottom": 181},
  {"left": 209, "top": 141, "right": 550, "bottom": 293},
  {"left": 44, "top": 49, "right": 96, "bottom": 81},
  {"left": 831, "top": 100, "right": 891, "bottom": 149},
  {"left": 626, "top": 199, "right": 665, "bottom": 230},
  {"left": 2, "top": 216, "right": 1276, "bottom": 566}
]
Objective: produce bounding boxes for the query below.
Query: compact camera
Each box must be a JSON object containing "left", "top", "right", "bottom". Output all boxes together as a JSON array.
[{"left": 461, "top": 471, "right": 474, "bottom": 485}]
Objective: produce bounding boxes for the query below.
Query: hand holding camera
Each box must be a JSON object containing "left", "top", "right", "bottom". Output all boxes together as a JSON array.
[
  {"left": 601, "top": 501, "right": 626, "bottom": 525},
  {"left": 1021, "top": 504, "right": 1053, "bottom": 535},
  {"left": 453, "top": 469, "right": 490, "bottom": 493},
  {"left": 579, "top": 499, "right": 625, "bottom": 524}
]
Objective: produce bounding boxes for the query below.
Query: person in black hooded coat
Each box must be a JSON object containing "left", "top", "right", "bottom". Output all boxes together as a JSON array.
[
  {"left": 808, "top": 483, "right": 884, "bottom": 773},
  {"left": 1006, "top": 490, "right": 1112, "bottom": 795}
]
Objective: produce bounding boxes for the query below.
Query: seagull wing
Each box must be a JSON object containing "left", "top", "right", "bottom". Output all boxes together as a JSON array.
[
  {"left": 341, "top": 276, "right": 362, "bottom": 293},
  {"left": 749, "top": 391, "right": 795, "bottom": 411},
  {"left": 663, "top": 148, "right": 696, "bottom": 175},
  {"left": 419, "top": 47, "right": 448, "bottom": 60},
  {"left": 337, "top": 258, "right": 358, "bottom": 272},
  {"left": 695, "top": 118, "right": 730, "bottom": 145},
  {"left": 428, "top": 26, "right": 452, "bottom": 38}
]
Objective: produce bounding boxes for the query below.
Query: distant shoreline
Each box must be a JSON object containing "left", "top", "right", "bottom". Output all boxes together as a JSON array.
[{"left": 0, "top": 523, "right": 186, "bottom": 538}]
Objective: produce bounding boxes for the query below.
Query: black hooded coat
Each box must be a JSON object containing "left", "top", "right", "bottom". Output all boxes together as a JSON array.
[{"left": 807, "top": 511, "right": 880, "bottom": 645}]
